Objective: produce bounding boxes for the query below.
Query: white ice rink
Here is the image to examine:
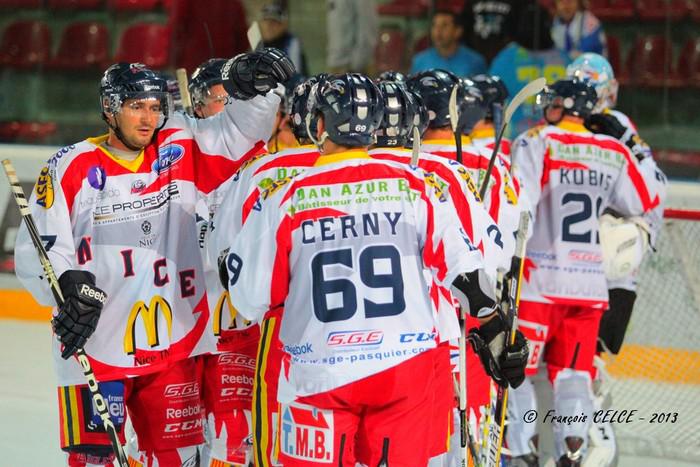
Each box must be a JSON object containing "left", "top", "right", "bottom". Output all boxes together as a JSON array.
[{"left": 1, "top": 319, "right": 697, "bottom": 467}]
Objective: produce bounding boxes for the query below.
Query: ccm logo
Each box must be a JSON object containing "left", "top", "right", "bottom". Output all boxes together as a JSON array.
[
  {"left": 80, "top": 284, "right": 107, "bottom": 304},
  {"left": 164, "top": 419, "right": 204, "bottom": 433},
  {"left": 221, "top": 387, "right": 252, "bottom": 397},
  {"left": 163, "top": 383, "right": 200, "bottom": 398}
]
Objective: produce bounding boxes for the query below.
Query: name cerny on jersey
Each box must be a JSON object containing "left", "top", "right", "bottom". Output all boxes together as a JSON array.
[{"left": 223, "top": 155, "right": 485, "bottom": 398}]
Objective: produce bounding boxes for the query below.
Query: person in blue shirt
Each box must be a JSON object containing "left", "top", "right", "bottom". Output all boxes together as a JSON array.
[
  {"left": 551, "top": 0, "right": 607, "bottom": 60},
  {"left": 489, "top": 2, "right": 570, "bottom": 138},
  {"left": 411, "top": 10, "right": 487, "bottom": 77}
]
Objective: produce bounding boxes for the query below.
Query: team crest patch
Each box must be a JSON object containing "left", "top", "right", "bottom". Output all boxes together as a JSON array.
[
  {"left": 280, "top": 402, "right": 334, "bottom": 463},
  {"left": 35, "top": 166, "right": 54, "bottom": 209},
  {"left": 88, "top": 165, "right": 107, "bottom": 190},
  {"left": 153, "top": 144, "right": 185, "bottom": 174}
]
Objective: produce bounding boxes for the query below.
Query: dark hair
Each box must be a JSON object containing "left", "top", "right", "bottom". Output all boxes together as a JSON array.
[{"left": 432, "top": 10, "right": 461, "bottom": 26}]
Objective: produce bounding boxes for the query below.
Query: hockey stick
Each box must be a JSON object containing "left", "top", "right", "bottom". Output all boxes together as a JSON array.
[
  {"left": 483, "top": 211, "right": 530, "bottom": 467},
  {"left": 448, "top": 84, "right": 463, "bottom": 164},
  {"left": 176, "top": 68, "right": 194, "bottom": 117},
  {"left": 247, "top": 21, "right": 263, "bottom": 51},
  {"left": 410, "top": 126, "right": 421, "bottom": 166},
  {"left": 478, "top": 78, "right": 547, "bottom": 199},
  {"left": 1, "top": 159, "right": 129, "bottom": 467}
]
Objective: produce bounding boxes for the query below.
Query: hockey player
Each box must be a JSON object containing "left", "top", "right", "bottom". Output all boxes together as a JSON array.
[
  {"left": 14, "top": 50, "right": 294, "bottom": 467},
  {"left": 508, "top": 78, "right": 657, "bottom": 466},
  {"left": 469, "top": 74, "right": 512, "bottom": 165},
  {"left": 219, "top": 73, "right": 529, "bottom": 466},
  {"left": 566, "top": 53, "right": 667, "bottom": 356},
  {"left": 208, "top": 74, "right": 324, "bottom": 467},
  {"left": 189, "top": 58, "right": 230, "bottom": 118}
]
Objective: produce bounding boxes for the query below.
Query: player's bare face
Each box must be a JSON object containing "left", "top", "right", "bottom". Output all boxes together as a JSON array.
[
  {"left": 115, "top": 98, "right": 162, "bottom": 150},
  {"left": 545, "top": 105, "right": 565, "bottom": 124},
  {"left": 198, "top": 84, "right": 228, "bottom": 118}
]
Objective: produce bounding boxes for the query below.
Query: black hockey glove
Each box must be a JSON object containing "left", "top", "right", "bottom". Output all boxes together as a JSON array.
[
  {"left": 468, "top": 313, "right": 529, "bottom": 388},
  {"left": 217, "top": 248, "right": 230, "bottom": 289},
  {"left": 222, "top": 48, "right": 296, "bottom": 101},
  {"left": 584, "top": 113, "right": 650, "bottom": 161},
  {"left": 53, "top": 270, "right": 107, "bottom": 359}
]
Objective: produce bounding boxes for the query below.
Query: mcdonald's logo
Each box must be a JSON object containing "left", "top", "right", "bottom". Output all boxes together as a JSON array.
[
  {"left": 124, "top": 296, "right": 173, "bottom": 355},
  {"left": 213, "top": 291, "right": 251, "bottom": 336}
]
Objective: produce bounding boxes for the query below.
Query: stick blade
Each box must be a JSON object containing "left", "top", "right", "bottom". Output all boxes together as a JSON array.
[
  {"left": 410, "top": 127, "right": 420, "bottom": 166},
  {"left": 448, "top": 84, "right": 459, "bottom": 133},
  {"left": 504, "top": 77, "right": 546, "bottom": 123},
  {"left": 247, "top": 21, "right": 262, "bottom": 51}
]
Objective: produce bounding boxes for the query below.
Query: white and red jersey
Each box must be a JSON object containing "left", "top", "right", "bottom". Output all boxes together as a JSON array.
[
  {"left": 222, "top": 152, "right": 486, "bottom": 400},
  {"left": 14, "top": 94, "right": 279, "bottom": 385},
  {"left": 204, "top": 144, "right": 320, "bottom": 352},
  {"left": 421, "top": 136, "right": 523, "bottom": 260},
  {"left": 512, "top": 120, "right": 659, "bottom": 308},
  {"left": 469, "top": 125, "right": 512, "bottom": 168}
]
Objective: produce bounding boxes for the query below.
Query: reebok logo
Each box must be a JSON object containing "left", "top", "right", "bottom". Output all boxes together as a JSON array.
[{"left": 80, "top": 284, "right": 107, "bottom": 304}]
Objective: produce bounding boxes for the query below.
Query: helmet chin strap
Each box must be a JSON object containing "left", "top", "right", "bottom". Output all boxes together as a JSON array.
[
  {"left": 102, "top": 112, "right": 162, "bottom": 152},
  {"left": 305, "top": 113, "right": 328, "bottom": 151}
]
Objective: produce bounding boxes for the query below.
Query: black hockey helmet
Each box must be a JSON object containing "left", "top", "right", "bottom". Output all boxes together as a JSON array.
[
  {"left": 289, "top": 74, "right": 327, "bottom": 142},
  {"left": 406, "top": 69, "right": 459, "bottom": 129},
  {"left": 377, "top": 70, "right": 407, "bottom": 84},
  {"left": 99, "top": 62, "right": 172, "bottom": 148},
  {"left": 307, "top": 73, "right": 384, "bottom": 147},
  {"left": 189, "top": 58, "right": 227, "bottom": 107},
  {"left": 375, "top": 80, "right": 417, "bottom": 147},
  {"left": 537, "top": 77, "right": 598, "bottom": 119},
  {"left": 457, "top": 78, "right": 486, "bottom": 134},
  {"left": 470, "top": 74, "right": 508, "bottom": 121}
]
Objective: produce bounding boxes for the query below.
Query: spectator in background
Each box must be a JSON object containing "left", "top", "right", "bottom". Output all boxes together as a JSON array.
[
  {"left": 411, "top": 10, "right": 487, "bottom": 77},
  {"left": 460, "top": 0, "right": 517, "bottom": 64},
  {"left": 489, "top": 2, "right": 570, "bottom": 137},
  {"left": 261, "top": 3, "right": 309, "bottom": 76},
  {"left": 551, "top": 0, "right": 607, "bottom": 59},
  {"left": 326, "top": 0, "right": 378, "bottom": 73}
]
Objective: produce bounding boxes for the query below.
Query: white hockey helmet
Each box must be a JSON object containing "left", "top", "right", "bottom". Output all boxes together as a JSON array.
[
  {"left": 599, "top": 213, "right": 650, "bottom": 281},
  {"left": 566, "top": 53, "right": 618, "bottom": 113}
]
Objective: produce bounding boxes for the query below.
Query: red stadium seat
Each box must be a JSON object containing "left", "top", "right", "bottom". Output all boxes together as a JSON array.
[
  {"left": 0, "top": 20, "right": 50, "bottom": 68},
  {"left": 109, "top": 0, "right": 160, "bottom": 11},
  {"left": 0, "top": 0, "right": 42, "bottom": 7},
  {"left": 0, "top": 121, "right": 57, "bottom": 142},
  {"left": 588, "top": 0, "right": 634, "bottom": 21},
  {"left": 636, "top": 0, "right": 688, "bottom": 21},
  {"left": 626, "top": 35, "right": 682, "bottom": 87},
  {"left": 114, "top": 22, "right": 171, "bottom": 68},
  {"left": 677, "top": 37, "right": 700, "bottom": 86},
  {"left": 378, "top": 0, "right": 429, "bottom": 17},
  {"left": 50, "top": 22, "right": 109, "bottom": 70},
  {"left": 47, "top": 0, "right": 102, "bottom": 8},
  {"left": 375, "top": 28, "right": 406, "bottom": 74},
  {"left": 606, "top": 35, "right": 626, "bottom": 84}
]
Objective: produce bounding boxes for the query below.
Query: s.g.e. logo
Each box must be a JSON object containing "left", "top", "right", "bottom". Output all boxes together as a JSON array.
[
  {"left": 152, "top": 144, "right": 185, "bottom": 174},
  {"left": 35, "top": 166, "right": 54, "bottom": 209}
]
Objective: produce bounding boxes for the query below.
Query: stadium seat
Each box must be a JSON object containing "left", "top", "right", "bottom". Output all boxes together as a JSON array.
[
  {"left": 606, "top": 35, "right": 626, "bottom": 84},
  {"left": 677, "top": 37, "right": 700, "bottom": 86},
  {"left": 0, "top": 20, "right": 50, "bottom": 69},
  {"left": 0, "top": 0, "right": 41, "bottom": 8},
  {"left": 0, "top": 121, "right": 57, "bottom": 142},
  {"left": 378, "top": 0, "right": 429, "bottom": 17},
  {"left": 626, "top": 35, "right": 682, "bottom": 87},
  {"left": 375, "top": 28, "right": 406, "bottom": 74},
  {"left": 50, "top": 22, "right": 109, "bottom": 70},
  {"left": 47, "top": 0, "right": 102, "bottom": 8},
  {"left": 636, "top": 0, "right": 688, "bottom": 21},
  {"left": 113, "top": 23, "right": 171, "bottom": 68},
  {"left": 413, "top": 34, "right": 430, "bottom": 55},
  {"left": 588, "top": 0, "right": 634, "bottom": 21},
  {"left": 434, "top": 0, "right": 465, "bottom": 13},
  {"left": 108, "top": 0, "right": 160, "bottom": 11}
]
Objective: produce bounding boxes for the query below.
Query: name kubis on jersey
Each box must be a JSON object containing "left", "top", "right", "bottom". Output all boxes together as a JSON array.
[
  {"left": 281, "top": 403, "right": 335, "bottom": 463},
  {"left": 559, "top": 168, "right": 613, "bottom": 190}
]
